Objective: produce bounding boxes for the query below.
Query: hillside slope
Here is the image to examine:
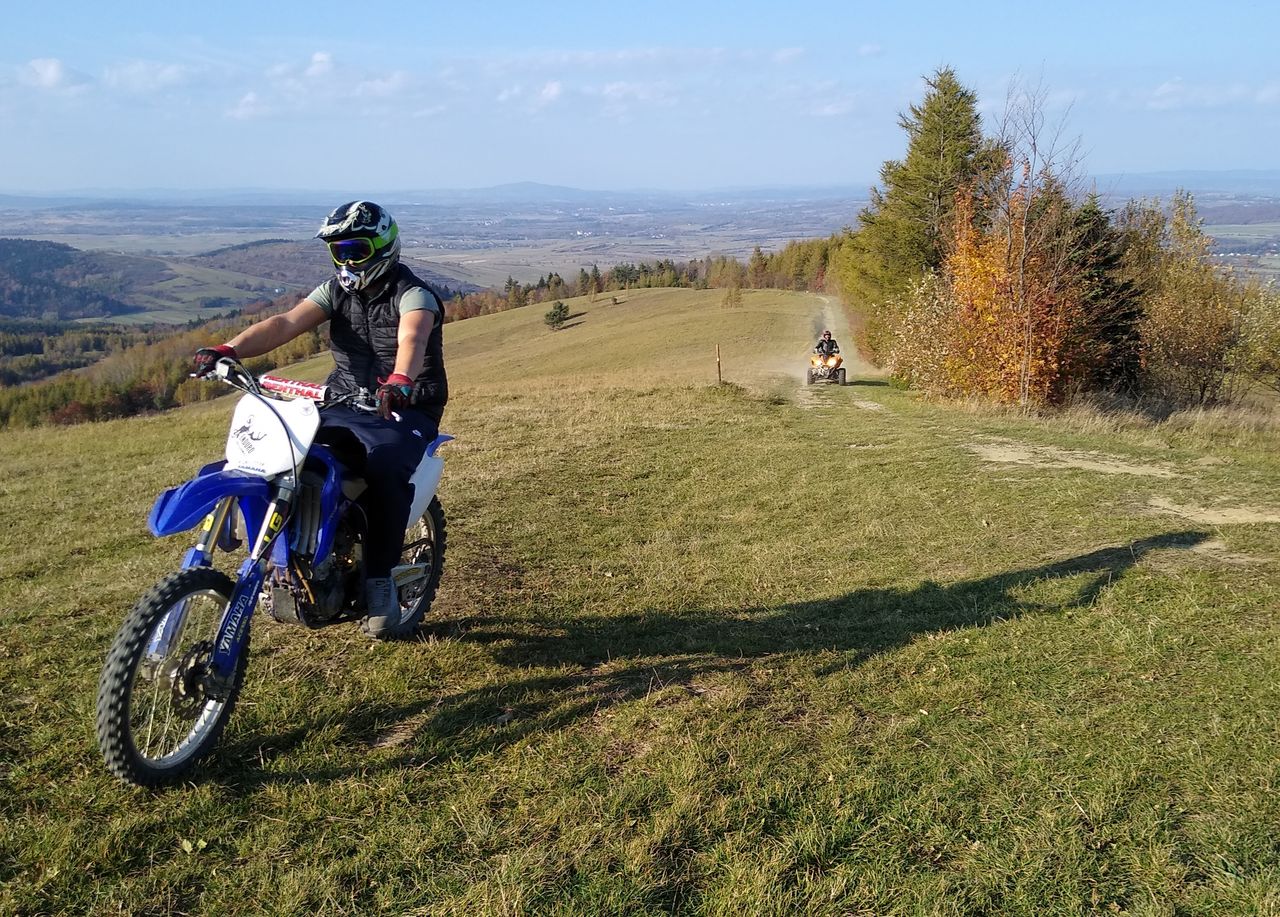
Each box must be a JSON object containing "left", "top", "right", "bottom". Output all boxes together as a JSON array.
[{"left": 2, "top": 289, "right": 1278, "bottom": 914}]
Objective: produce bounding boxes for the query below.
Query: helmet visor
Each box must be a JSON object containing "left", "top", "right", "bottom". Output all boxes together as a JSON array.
[{"left": 327, "top": 237, "right": 377, "bottom": 265}]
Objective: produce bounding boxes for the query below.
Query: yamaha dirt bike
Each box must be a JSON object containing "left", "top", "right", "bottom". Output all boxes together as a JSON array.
[{"left": 95, "top": 357, "right": 450, "bottom": 786}]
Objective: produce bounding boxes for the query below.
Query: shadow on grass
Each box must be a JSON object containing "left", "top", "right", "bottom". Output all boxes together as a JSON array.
[
  {"left": 848, "top": 379, "right": 891, "bottom": 387},
  {"left": 218, "top": 530, "right": 1207, "bottom": 785}
]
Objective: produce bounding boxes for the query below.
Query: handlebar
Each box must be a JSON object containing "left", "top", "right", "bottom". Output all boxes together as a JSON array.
[{"left": 202, "top": 358, "right": 377, "bottom": 412}]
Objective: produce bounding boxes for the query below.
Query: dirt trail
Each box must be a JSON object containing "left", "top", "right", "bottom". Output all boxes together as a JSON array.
[{"left": 817, "top": 295, "right": 878, "bottom": 380}]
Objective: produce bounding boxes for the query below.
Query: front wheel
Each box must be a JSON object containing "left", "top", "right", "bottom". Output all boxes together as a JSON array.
[{"left": 96, "top": 567, "right": 247, "bottom": 786}]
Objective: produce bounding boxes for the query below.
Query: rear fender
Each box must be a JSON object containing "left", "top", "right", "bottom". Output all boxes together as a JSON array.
[
  {"left": 148, "top": 464, "right": 271, "bottom": 539},
  {"left": 406, "top": 434, "right": 453, "bottom": 524}
]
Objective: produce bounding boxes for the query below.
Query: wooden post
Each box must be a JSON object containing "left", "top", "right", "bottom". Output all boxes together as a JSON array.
[{"left": 716, "top": 344, "right": 722, "bottom": 384}]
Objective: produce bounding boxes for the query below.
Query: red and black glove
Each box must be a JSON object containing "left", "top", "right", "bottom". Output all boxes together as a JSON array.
[
  {"left": 193, "top": 344, "right": 237, "bottom": 378},
  {"left": 376, "top": 373, "right": 414, "bottom": 419}
]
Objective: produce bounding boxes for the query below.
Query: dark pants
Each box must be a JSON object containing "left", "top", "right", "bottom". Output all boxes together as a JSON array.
[{"left": 317, "top": 405, "right": 439, "bottom": 578}]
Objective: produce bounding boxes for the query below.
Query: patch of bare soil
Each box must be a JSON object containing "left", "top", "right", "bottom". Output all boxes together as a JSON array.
[
  {"left": 1146, "top": 496, "right": 1280, "bottom": 526},
  {"left": 852, "top": 400, "right": 887, "bottom": 413},
  {"left": 966, "top": 437, "right": 1179, "bottom": 478},
  {"left": 1189, "top": 539, "right": 1269, "bottom": 566}
]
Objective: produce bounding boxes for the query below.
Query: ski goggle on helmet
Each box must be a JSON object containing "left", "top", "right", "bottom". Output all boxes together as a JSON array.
[
  {"left": 326, "top": 236, "right": 380, "bottom": 265},
  {"left": 315, "top": 200, "right": 402, "bottom": 292}
]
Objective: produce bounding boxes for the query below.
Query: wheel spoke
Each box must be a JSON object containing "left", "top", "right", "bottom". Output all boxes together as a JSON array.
[{"left": 98, "top": 568, "right": 247, "bottom": 786}]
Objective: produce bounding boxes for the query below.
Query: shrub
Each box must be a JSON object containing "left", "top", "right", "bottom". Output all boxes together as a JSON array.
[{"left": 544, "top": 301, "right": 569, "bottom": 331}]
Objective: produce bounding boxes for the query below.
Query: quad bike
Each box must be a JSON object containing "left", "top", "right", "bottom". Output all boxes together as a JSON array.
[
  {"left": 806, "top": 352, "right": 846, "bottom": 385},
  {"left": 95, "top": 358, "right": 450, "bottom": 786}
]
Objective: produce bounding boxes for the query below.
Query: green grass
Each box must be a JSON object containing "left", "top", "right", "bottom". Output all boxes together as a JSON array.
[
  {"left": 1203, "top": 222, "right": 1280, "bottom": 245},
  {"left": 2, "top": 290, "right": 1278, "bottom": 915}
]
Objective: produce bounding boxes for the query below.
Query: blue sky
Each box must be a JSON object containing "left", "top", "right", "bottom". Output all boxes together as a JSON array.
[{"left": 4, "top": 0, "right": 1279, "bottom": 193}]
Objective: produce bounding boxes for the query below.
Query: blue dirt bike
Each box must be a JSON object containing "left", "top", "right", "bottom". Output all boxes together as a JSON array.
[{"left": 95, "top": 358, "right": 451, "bottom": 786}]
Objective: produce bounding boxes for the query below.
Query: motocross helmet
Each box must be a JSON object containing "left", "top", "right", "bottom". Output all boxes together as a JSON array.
[{"left": 316, "top": 200, "right": 401, "bottom": 293}]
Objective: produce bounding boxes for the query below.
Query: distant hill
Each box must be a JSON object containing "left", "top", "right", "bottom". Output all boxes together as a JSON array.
[
  {"left": 7, "top": 172, "right": 1280, "bottom": 207},
  {"left": 189, "top": 239, "right": 479, "bottom": 298},
  {"left": 0, "top": 237, "right": 480, "bottom": 326},
  {"left": 0, "top": 239, "right": 143, "bottom": 320},
  {"left": 1092, "top": 169, "right": 1280, "bottom": 198}
]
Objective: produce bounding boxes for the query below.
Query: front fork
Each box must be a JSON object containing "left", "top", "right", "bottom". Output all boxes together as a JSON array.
[{"left": 144, "top": 484, "right": 295, "bottom": 683}]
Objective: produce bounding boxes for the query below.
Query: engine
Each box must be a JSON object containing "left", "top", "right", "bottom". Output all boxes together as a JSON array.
[{"left": 263, "top": 471, "right": 365, "bottom": 628}]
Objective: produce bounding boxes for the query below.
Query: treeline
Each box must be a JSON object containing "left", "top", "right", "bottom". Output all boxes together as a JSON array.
[
  {"left": 0, "top": 291, "right": 320, "bottom": 429},
  {"left": 819, "top": 68, "right": 1280, "bottom": 409},
  {"left": 0, "top": 239, "right": 144, "bottom": 320},
  {"left": 440, "top": 250, "right": 827, "bottom": 322},
  {"left": 0, "top": 320, "right": 167, "bottom": 386}
]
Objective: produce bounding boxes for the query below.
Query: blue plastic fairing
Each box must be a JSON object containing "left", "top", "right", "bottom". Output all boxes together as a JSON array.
[
  {"left": 427, "top": 433, "right": 454, "bottom": 457},
  {"left": 148, "top": 469, "right": 271, "bottom": 537},
  {"left": 307, "top": 444, "right": 347, "bottom": 565}
]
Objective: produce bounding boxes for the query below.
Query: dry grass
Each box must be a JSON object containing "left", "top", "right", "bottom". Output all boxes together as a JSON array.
[{"left": 2, "top": 288, "right": 1278, "bottom": 915}]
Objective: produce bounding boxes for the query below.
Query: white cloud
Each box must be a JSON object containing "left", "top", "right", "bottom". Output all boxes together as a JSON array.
[
  {"left": 600, "top": 81, "right": 667, "bottom": 102},
  {"left": 103, "top": 60, "right": 191, "bottom": 93},
  {"left": 814, "top": 98, "right": 857, "bottom": 117},
  {"left": 1143, "top": 77, "right": 1255, "bottom": 111},
  {"left": 592, "top": 80, "right": 678, "bottom": 118},
  {"left": 497, "top": 79, "right": 564, "bottom": 112},
  {"left": 1147, "top": 78, "right": 1184, "bottom": 110},
  {"left": 537, "top": 80, "right": 563, "bottom": 105},
  {"left": 857, "top": 43, "right": 883, "bottom": 58},
  {"left": 772, "top": 47, "right": 804, "bottom": 64},
  {"left": 1257, "top": 83, "right": 1280, "bottom": 104},
  {"left": 305, "top": 52, "right": 333, "bottom": 79},
  {"left": 19, "top": 58, "right": 90, "bottom": 92},
  {"left": 226, "top": 90, "right": 267, "bottom": 120},
  {"left": 354, "top": 70, "right": 409, "bottom": 98},
  {"left": 526, "top": 48, "right": 678, "bottom": 69}
]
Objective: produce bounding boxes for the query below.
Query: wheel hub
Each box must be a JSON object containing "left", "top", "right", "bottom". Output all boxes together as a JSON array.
[{"left": 167, "top": 639, "right": 214, "bottom": 716}]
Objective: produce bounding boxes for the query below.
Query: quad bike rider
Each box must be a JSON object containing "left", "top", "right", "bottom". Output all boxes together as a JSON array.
[{"left": 807, "top": 330, "right": 846, "bottom": 385}]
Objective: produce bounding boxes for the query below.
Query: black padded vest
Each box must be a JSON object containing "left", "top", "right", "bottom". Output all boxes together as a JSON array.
[{"left": 323, "top": 264, "right": 448, "bottom": 419}]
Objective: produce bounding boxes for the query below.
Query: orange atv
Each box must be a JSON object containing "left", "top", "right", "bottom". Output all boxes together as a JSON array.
[{"left": 806, "top": 352, "right": 845, "bottom": 385}]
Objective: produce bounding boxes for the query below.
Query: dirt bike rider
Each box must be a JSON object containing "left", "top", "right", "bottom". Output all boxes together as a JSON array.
[
  {"left": 192, "top": 201, "right": 447, "bottom": 638},
  {"left": 814, "top": 330, "right": 840, "bottom": 358}
]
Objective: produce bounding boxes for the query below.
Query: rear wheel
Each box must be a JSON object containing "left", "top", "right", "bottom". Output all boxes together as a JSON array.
[
  {"left": 96, "top": 568, "right": 247, "bottom": 786},
  {"left": 388, "top": 496, "right": 447, "bottom": 637}
]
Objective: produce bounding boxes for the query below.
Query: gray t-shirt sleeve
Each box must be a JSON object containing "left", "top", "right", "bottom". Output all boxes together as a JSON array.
[
  {"left": 305, "top": 281, "right": 441, "bottom": 319},
  {"left": 399, "top": 287, "right": 441, "bottom": 318},
  {"left": 307, "top": 282, "right": 335, "bottom": 317}
]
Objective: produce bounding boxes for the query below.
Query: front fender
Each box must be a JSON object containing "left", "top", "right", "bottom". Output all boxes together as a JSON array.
[{"left": 149, "top": 465, "right": 271, "bottom": 537}]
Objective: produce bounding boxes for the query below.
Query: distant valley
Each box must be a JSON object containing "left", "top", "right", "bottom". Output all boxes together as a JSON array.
[{"left": 2, "top": 173, "right": 1279, "bottom": 322}]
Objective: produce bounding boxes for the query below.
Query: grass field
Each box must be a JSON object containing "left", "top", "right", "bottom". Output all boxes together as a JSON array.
[
  {"left": 1, "top": 288, "right": 1278, "bottom": 915},
  {"left": 1204, "top": 222, "right": 1280, "bottom": 246}
]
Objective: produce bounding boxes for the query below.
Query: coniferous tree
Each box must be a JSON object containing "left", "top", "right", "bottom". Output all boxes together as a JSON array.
[
  {"left": 1067, "top": 194, "right": 1143, "bottom": 393},
  {"left": 847, "top": 67, "right": 1002, "bottom": 355}
]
